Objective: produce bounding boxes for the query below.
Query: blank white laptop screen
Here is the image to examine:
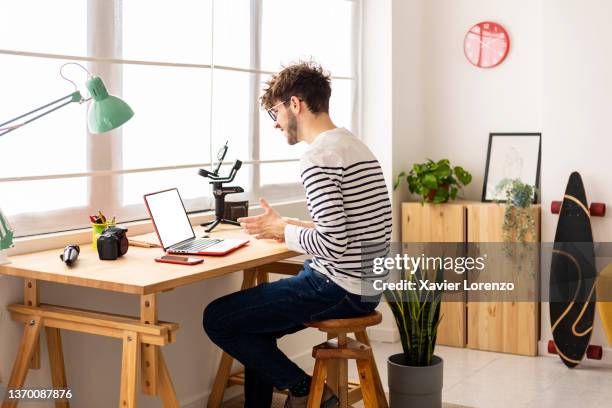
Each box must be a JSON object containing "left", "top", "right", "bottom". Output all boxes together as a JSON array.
[{"left": 145, "top": 189, "right": 195, "bottom": 249}]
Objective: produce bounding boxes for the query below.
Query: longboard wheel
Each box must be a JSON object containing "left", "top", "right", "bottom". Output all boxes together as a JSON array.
[
  {"left": 551, "top": 201, "right": 606, "bottom": 216},
  {"left": 586, "top": 345, "right": 603, "bottom": 360},
  {"left": 590, "top": 203, "right": 606, "bottom": 217},
  {"left": 547, "top": 339, "right": 557, "bottom": 354}
]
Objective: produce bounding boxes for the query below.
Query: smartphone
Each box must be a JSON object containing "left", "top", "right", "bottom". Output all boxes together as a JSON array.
[{"left": 155, "top": 255, "right": 204, "bottom": 265}]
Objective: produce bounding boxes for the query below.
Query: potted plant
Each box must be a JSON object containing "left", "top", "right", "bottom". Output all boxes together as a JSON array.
[
  {"left": 394, "top": 159, "right": 473, "bottom": 203},
  {"left": 0, "top": 208, "right": 14, "bottom": 265},
  {"left": 495, "top": 178, "right": 537, "bottom": 243},
  {"left": 494, "top": 179, "right": 538, "bottom": 275},
  {"left": 384, "top": 266, "right": 444, "bottom": 407}
]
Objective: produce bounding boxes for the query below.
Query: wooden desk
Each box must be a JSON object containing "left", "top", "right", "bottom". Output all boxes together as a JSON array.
[{"left": 0, "top": 225, "right": 301, "bottom": 408}]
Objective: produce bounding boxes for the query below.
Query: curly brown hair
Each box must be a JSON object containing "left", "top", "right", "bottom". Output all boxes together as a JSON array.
[{"left": 260, "top": 61, "right": 331, "bottom": 114}]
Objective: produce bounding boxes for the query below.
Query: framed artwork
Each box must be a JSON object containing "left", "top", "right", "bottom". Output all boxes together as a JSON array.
[{"left": 482, "top": 133, "right": 541, "bottom": 202}]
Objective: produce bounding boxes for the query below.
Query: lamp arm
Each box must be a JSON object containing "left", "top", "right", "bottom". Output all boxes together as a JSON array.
[{"left": 0, "top": 91, "right": 82, "bottom": 137}]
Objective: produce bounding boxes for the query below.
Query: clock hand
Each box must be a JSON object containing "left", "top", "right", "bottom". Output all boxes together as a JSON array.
[
  {"left": 479, "top": 39, "right": 504, "bottom": 56},
  {"left": 485, "top": 37, "right": 504, "bottom": 48}
]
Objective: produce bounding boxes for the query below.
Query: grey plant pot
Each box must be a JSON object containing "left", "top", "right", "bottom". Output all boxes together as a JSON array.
[{"left": 387, "top": 354, "right": 443, "bottom": 408}]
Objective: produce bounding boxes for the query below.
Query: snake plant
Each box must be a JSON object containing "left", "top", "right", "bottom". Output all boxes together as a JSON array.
[{"left": 384, "top": 266, "right": 443, "bottom": 366}]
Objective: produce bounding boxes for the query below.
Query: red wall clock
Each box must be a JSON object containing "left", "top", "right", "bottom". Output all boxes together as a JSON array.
[{"left": 464, "top": 21, "right": 510, "bottom": 68}]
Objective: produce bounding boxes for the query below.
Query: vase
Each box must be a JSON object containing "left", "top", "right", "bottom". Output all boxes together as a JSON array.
[{"left": 387, "top": 353, "right": 443, "bottom": 408}]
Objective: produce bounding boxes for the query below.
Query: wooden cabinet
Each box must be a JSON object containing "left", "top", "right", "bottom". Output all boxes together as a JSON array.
[
  {"left": 466, "top": 203, "right": 540, "bottom": 356},
  {"left": 401, "top": 202, "right": 540, "bottom": 356},
  {"left": 401, "top": 202, "right": 467, "bottom": 348}
]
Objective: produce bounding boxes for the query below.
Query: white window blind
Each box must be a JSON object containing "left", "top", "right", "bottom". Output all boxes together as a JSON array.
[{"left": 0, "top": 0, "right": 360, "bottom": 237}]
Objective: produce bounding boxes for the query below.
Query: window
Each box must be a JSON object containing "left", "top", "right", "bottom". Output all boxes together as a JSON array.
[{"left": 0, "top": 0, "right": 360, "bottom": 236}]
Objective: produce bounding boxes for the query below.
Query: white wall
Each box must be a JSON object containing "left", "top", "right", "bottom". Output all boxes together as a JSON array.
[
  {"left": 359, "top": 0, "right": 396, "bottom": 344},
  {"left": 391, "top": 0, "right": 426, "bottom": 236},
  {"left": 541, "top": 0, "right": 612, "bottom": 359},
  {"left": 362, "top": 0, "right": 426, "bottom": 225},
  {"left": 360, "top": 0, "right": 429, "bottom": 343},
  {"left": 423, "top": 0, "right": 543, "bottom": 200},
  {"left": 412, "top": 0, "right": 612, "bottom": 358},
  {"left": 361, "top": 0, "right": 392, "bottom": 188}
]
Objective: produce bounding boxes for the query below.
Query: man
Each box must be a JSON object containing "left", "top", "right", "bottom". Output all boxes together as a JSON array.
[{"left": 203, "top": 62, "right": 392, "bottom": 408}]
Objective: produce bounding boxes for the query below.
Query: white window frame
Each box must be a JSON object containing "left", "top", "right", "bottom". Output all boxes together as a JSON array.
[{"left": 0, "top": 0, "right": 361, "bottom": 237}]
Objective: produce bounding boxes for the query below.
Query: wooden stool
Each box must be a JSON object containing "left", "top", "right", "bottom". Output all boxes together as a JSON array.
[{"left": 305, "top": 311, "right": 388, "bottom": 408}]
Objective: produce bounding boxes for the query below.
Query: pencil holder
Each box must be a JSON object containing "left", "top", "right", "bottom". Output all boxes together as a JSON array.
[{"left": 91, "top": 222, "right": 115, "bottom": 249}]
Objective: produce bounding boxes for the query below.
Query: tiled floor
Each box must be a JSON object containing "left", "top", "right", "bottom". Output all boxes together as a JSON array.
[
  {"left": 371, "top": 342, "right": 612, "bottom": 408},
  {"left": 431, "top": 346, "right": 612, "bottom": 408},
  {"left": 222, "top": 343, "right": 612, "bottom": 408},
  {"left": 223, "top": 394, "right": 467, "bottom": 408},
  {"left": 224, "top": 340, "right": 612, "bottom": 408}
]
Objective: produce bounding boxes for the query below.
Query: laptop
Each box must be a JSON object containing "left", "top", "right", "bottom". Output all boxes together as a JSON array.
[{"left": 144, "top": 188, "right": 249, "bottom": 255}]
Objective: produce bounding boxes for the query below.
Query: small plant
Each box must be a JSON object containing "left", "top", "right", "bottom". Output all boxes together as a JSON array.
[
  {"left": 495, "top": 178, "right": 537, "bottom": 243},
  {"left": 0, "top": 209, "right": 14, "bottom": 251},
  {"left": 495, "top": 179, "right": 538, "bottom": 278},
  {"left": 394, "top": 159, "right": 472, "bottom": 204},
  {"left": 384, "top": 266, "right": 443, "bottom": 366}
]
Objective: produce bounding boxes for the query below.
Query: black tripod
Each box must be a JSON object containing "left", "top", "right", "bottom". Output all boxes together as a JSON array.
[{"left": 198, "top": 143, "right": 244, "bottom": 232}]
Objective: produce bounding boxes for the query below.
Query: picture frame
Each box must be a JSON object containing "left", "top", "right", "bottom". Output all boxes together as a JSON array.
[{"left": 482, "top": 133, "right": 541, "bottom": 202}]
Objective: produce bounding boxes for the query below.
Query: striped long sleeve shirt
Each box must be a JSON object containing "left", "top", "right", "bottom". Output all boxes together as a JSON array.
[{"left": 284, "top": 127, "right": 392, "bottom": 295}]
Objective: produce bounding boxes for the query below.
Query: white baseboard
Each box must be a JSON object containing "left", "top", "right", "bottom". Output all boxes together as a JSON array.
[{"left": 367, "top": 326, "right": 399, "bottom": 343}]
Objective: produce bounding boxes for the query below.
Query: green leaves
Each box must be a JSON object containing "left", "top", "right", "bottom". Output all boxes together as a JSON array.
[
  {"left": 394, "top": 159, "right": 473, "bottom": 203},
  {"left": 383, "top": 266, "right": 444, "bottom": 367},
  {"left": 422, "top": 174, "right": 438, "bottom": 189},
  {"left": 454, "top": 166, "right": 472, "bottom": 185},
  {"left": 495, "top": 178, "right": 536, "bottom": 209},
  {"left": 495, "top": 178, "right": 538, "bottom": 245},
  {"left": 0, "top": 209, "right": 14, "bottom": 251},
  {"left": 432, "top": 188, "right": 448, "bottom": 204},
  {"left": 433, "top": 160, "right": 451, "bottom": 179},
  {"left": 393, "top": 171, "right": 407, "bottom": 190}
]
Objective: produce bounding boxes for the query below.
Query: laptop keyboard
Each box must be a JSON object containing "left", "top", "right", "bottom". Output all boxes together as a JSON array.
[{"left": 172, "top": 238, "right": 222, "bottom": 252}]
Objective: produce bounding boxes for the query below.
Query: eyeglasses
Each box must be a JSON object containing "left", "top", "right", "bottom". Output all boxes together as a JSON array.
[{"left": 267, "top": 100, "right": 288, "bottom": 122}]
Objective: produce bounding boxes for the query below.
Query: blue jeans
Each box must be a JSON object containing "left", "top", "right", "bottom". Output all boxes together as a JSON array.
[{"left": 203, "top": 260, "right": 380, "bottom": 408}]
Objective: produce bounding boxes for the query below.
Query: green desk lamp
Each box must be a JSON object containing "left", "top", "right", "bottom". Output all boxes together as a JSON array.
[
  {"left": 0, "top": 62, "right": 134, "bottom": 137},
  {"left": 0, "top": 63, "right": 134, "bottom": 264}
]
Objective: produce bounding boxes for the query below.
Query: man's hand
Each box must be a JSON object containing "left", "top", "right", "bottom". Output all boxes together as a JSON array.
[{"left": 238, "top": 198, "right": 287, "bottom": 241}]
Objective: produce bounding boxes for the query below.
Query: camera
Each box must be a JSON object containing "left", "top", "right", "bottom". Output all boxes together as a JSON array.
[{"left": 97, "top": 226, "right": 129, "bottom": 260}]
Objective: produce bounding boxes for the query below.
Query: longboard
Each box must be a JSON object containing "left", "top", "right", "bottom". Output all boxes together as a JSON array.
[
  {"left": 597, "top": 263, "right": 612, "bottom": 349},
  {"left": 549, "top": 172, "right": 597, "bottom": 368}
]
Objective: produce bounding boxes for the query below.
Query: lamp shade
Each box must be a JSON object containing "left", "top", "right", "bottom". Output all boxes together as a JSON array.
[{"left": 86, "top": 76, "right": 134, "bottom": 134}]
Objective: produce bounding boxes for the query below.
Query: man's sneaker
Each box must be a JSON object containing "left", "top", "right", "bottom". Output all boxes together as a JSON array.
[{"left": 284, "top": 384, "right": 338, "bottom": 408}]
